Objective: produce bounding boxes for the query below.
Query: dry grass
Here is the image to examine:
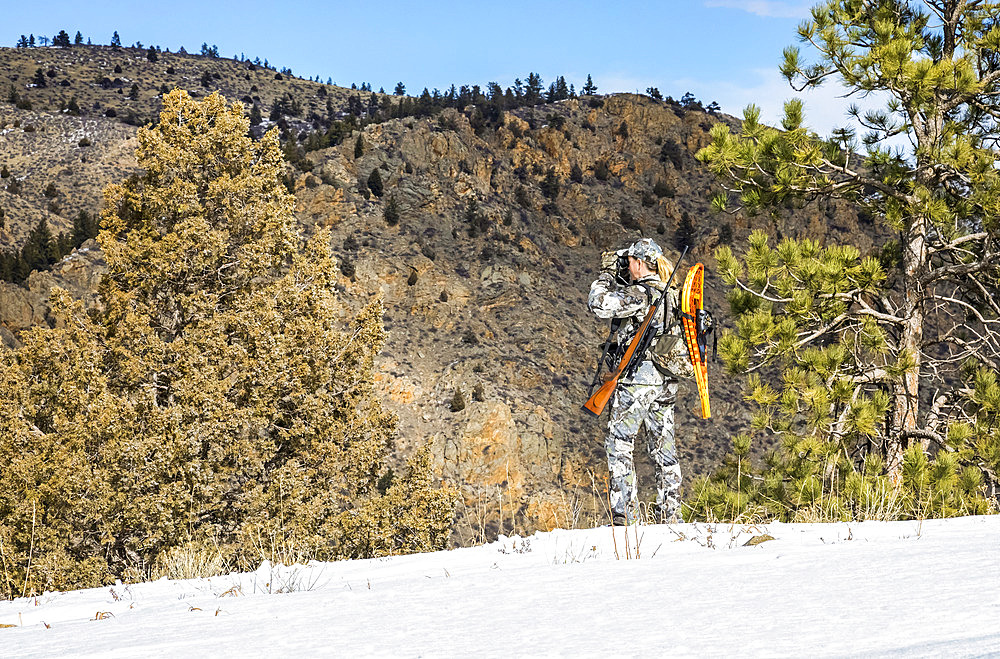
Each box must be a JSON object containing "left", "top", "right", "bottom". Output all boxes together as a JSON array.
[{"left": 151, "top": 538, "right": 231, "bottom": 581}]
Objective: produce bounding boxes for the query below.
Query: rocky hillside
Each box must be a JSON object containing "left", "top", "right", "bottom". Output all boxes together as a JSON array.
[{"left": 0, "top": 45, "right": 874, "bottom": 542}]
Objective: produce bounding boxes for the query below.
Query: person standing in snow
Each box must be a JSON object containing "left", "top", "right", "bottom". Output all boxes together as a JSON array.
[{"left": 588, "top": 238, "right": 693, "bottom": 525}]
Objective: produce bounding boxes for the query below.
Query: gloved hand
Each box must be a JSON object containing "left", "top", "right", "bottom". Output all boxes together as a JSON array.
[{"left": 601, "top": 250, "right": 622, "bottom": 274}]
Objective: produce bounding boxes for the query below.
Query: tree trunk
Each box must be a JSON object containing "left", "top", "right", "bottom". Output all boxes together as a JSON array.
[{"left": 888, "top": 216, "right": 926, "bottom": 482}]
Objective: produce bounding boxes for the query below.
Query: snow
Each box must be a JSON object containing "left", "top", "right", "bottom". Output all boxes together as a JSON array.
[{"left": 2, "top": 516, "right": 999, "bottom": 657}]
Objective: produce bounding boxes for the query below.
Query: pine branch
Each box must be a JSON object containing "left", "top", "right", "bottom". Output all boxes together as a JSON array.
[{"left": 920, "top": 255, "right": 999, "bottom": 286}]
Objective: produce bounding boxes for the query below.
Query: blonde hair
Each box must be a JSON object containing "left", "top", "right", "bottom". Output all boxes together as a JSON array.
[{"left": 655, "top": 255, "right": 674, "bottom": 284}]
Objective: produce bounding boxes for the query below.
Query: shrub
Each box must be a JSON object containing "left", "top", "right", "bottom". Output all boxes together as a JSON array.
[
  {"left": 450, "top": 388, "right": 466, "bottom": 412},
  {"left": 384, "top": 194, "right": 400, "bottom": 226},
  {"left": 676, "top": 211, "right": 695, "bottom": 251},
  {"left": 717, "top": 223, "right": 733, "bottom": 246},
  {"left": 659, "top": 139, "right": 684, "bottom": 170},
  {"left": 620, "top": 207, "right": 640, "bottom": 231},
  {"left": 540, "top": 168, "right": 560, "bottom": 199},
  {"left": 367, "top": 168, "right": 384, "bottom": 197},
  {"left": 515, "top": 185, "right": 531, "bottom": 208},
  {"left": 594, "top": 160, "right": 610, "bottom": 181},
  {"left": 653, "top": 179, "right": 675, "bottom": 198},
  {"left": 464, "top": 198, "right": 489, "bottom": 237},
  {"left": 546, "top": 113, "right": 565, "bottom": 129}
]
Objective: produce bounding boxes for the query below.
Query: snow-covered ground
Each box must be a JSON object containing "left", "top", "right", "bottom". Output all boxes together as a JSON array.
[{"left": 2, "top": 516, "right": 999, "bottom": 657}]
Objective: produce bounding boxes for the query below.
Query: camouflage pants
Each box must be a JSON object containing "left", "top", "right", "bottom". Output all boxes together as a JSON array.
[{"left": 605, "top": 380, "right": 681, "bottom": 523}]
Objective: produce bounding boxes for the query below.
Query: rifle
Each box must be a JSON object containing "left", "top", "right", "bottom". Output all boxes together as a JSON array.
[
  {"left": 582, "top": 247, "right": 687, "bottom": 417},
  {"left": 585, "top": 318, "right": 622, "bottom": 399}
]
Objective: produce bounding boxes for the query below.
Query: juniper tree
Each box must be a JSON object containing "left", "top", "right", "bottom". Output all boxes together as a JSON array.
[
  {"left": 695, "top": 0, "right": 1000, "bottom": 516},
  {"left": 367, "top": 168, "right": 384, "bottom": 197},
  {"left": 384, "top": 194, "right": 400, "bottom": 226},
  {"left": 0, "top": 90, "right": 455, "bottom": 597}
]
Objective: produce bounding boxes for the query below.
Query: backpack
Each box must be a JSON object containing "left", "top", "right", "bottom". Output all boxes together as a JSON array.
[{"left": 639, "top": 282, "right": 695, "bottom": 380}]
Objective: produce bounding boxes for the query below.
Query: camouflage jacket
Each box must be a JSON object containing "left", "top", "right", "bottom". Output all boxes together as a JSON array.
[{"left": 588, "top": 272, "right": 693, "bottom": 385}]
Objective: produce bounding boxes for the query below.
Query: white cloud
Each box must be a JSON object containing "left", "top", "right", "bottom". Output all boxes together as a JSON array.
[
  {"left": 672, "top": 68, "right": 911, "bottom": 154},
  {"left": 703, "top": 0, "right": 813, "bottom": 19}
]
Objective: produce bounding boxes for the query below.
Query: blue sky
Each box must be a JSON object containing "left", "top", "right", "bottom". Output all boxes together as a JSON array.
[{"left": 7, "top": 1, "right": 862, "bottom": 136}]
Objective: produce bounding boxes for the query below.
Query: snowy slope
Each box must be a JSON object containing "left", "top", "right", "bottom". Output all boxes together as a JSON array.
[{"left": 2, "top": 517, "right": 999, "bottom": 657}]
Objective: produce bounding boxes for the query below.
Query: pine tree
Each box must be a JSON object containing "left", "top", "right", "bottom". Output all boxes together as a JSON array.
[
  {"left": 525, "top": 72, "right": 544, "bottom": 105},
  {"left": 0, "top": 91, "right": 456, "bottom": 597},
  {"left": 21, "top": 217, "right": 55, "bottom": 272},
  {"left": 582, "top": 74, "right": 597, "bottom": 95},
  {"left": 694, "top": 0, "right": 1000, "bottom": 515},
  {"left": 110, "top": 31, "right": 120, "bottom": 48},
  {"left": 71, "top": 210, "right": 98, "bottom": 246}
]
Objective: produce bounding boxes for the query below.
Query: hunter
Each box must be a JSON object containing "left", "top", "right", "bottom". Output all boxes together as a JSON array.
[{"left": 588, "top": 238, "right": 693, "bottom": 525}]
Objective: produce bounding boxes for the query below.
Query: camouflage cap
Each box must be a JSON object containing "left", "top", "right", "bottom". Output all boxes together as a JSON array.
[{"left": 626, "top": 238, "right": 664, "bottom": 264}]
